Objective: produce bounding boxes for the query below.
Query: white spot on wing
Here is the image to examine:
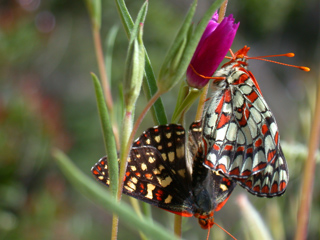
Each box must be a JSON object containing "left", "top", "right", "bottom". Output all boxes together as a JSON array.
[
  {"left": 226, "top": 122, "right": 238, "bottom": 142},
  {"left": 145, "top": 184, "right": 156, "bottom": 199}
]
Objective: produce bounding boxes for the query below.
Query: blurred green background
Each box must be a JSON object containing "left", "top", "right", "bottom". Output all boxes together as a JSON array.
[{"left": 0, "top": 0, "right": 319, "bottom": 239}]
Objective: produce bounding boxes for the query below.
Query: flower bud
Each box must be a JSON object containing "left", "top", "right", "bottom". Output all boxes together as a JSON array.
[{"left": 186, "top": 12, "right": 239, "bottom": 89}]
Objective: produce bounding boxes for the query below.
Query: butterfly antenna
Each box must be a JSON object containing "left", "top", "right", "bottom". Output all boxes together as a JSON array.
[
  {"left": 247, "top": 53, "right": 310, "bottom": 72},
  {"left": 189, "top": 64, "right": 226, "bottom": 81},
  {"left": 206, "top": 227, "right": 211, "bottom": 240},
  {"left": 229, "top": 48, "right": 235, "bottom": 59},
  {"left": 214, "top": 222, "right": 237, "bottom": 240}
]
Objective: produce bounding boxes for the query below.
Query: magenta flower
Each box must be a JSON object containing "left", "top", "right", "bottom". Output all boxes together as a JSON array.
[{"left": 186, "top": 12, "right": 239, "bottom": 89}]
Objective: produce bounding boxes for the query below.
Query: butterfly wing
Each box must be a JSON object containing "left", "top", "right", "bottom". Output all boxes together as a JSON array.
[
  {"left": 92, "top": 124, "right": 195, "bottom": 216},
  {"left": 203, "top": 68, "right": 289, "bottom": 197},
  {"left": 234, "top": 147, "right": 288, "bottom": 197}
]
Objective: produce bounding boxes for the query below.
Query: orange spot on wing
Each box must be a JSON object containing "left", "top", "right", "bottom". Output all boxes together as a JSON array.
[
  {"left": 262, "top": 124, "right": 268, "bottom": 135},
  {"left": 274, "top": 132, "right": 279, "bottom": 145},
  {"left": 166, "top": 209, "right": 193, "bottom": 217},
  {"left": 271, "top": 183, "right": 278, "bottom": 193},
  {"left": 155, "top": 189, "right": 164, "bottom": 201},
  {"left": 253, "top": 185, "right": 260, "bottom": 192},
  {"left": 241, "top": 170, "right": 252, "bottom": 177},
  {"left": 255, "top": 139, "right": 263, "bottom": 147},
  {"left": 267, "top": 150, "right": 276, "bottom": 162},
  {"left": 238, "top": 103, "right": 250, "bottom": 126},
  {"left": 237, "top": 146, "right": 245, "bottom": 152},
  {"left": 217, "top": 113, "right": 231, "bottom": 128},
  {"left": 262, "top": 185, "right": 269, "bottom": 193},
  {"left": 92, "top": 169, "right": 99, "bottom": 175},
  {"left": 217, "top": 164, "right": 227, "bottom": 173},
  {"left": 213, "top": 144, "right": 220, "bottom": 151},
  {"left": 204, "top": 159, "right": 214, "bottom": 168},
  {"left": 279, "top": 181, "right": 287, "bottom": 191},
  {"left": 145, "top": 173, "right": 152, "bottom": 179},
  {"left": 215, "top": 90, "right": 231, "bottom": 114},
  {"left": 246, "top": 90, "right": 259, "bottom": 103},
  {"left": 225, "top": 89, "right": 232, "bottom": 102},
  {"left": 246, "top": 147, "right": 253, "bottom": 154},
  {"left": 252, "top": 162, "right": 267, "bottom": 172},
  {"left": 224, "top": 145, "right": 233, "bottom": 151},
  {"left": 215, "top": 194, "right": 232, "bottom": 211},
  {"left": 229, "top": 167, "right": 240, "bottom": 176},
  {"left": 245, "top": 180, "right": 252, "bottom": 188},
  {"left": 233, "top": 73, "right": 249, "bottom": 85}
]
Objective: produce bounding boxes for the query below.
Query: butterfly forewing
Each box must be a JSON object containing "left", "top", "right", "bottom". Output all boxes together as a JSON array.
[
  {"left": 133, "top": 124, "right": 191, "bottom": 185},
  {"left": 203, "top": 52, "right": 289, "bottom": 197},
  {"left": 92, "top": 124, "right": 195, "bottom": 215}
]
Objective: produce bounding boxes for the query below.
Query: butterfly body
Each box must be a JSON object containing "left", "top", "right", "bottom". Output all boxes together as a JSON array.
[{"left": 202, "top": 46, "right": 289, "bottom": 197}]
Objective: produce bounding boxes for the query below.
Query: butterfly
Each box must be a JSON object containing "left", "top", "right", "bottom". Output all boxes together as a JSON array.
[
  {"left": 92, "top": 122, "right": 236, "bottom": 229},
  {"left": 201, "top": 45, "right": 289, "bottom": 197}
]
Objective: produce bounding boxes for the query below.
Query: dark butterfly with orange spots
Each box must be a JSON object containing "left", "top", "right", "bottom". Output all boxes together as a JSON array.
[{"left": 92, "top": 121, "right": 236, "bottom": 229}]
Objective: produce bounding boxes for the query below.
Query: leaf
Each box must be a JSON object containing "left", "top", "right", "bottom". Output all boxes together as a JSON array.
[{"left": 91, "top": 73, "right": 118, "bottom": 197}]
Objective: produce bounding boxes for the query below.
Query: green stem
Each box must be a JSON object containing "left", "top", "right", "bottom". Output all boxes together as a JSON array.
[
  {"left": 118, "top": 110, "right": 133, "bottom": 200},
  {"left": 93, "top": 26, "right": 114, "bottom": 111},
  {"left": 195, "top": 83, "right": 209, "bottom": 121},
  {"left": 111, "top": 215, "right": 119, "bottom": 240},
  {"left": 294, "top": 79, "right": 320, "bottom": 240},
  {"left": 174, "top": 215, "right": 182, "bottom": 238}
]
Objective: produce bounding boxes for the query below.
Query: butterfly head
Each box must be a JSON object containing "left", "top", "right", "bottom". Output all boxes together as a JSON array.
[
  {"left": 234, "top": 45, "right": 250, "bottom": 59},
  {"left": 194, "top": 211, "right": 215, "bottom": 229}
]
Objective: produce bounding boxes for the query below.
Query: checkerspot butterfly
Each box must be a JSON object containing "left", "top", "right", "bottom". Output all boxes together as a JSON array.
[
  {"left": 202, "top": 46, "right": 290, "bottom": 197},
  {"left": 92, "top": 121, "right": 236, "bottom": 229}
]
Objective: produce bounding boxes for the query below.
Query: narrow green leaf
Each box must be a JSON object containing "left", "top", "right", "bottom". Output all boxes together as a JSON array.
[
  {"left": 115, "top": 0, "right": 167, "bottom": 125},
  {"left": 91, "top": 73, "right": 118, "bottom": 197},
  {"left": 128, "top": 1, "right": 148, "bottom": 44},
  {"left": 84, "top": 0, "right": 101, "bottom": 29},
  {"left": 105, "top": 25, "right": 119, "bottom": 86},
  {"left": 53, "top": 149, "right": 178, "bottom": 240},
  {"left": 160, "top": 0, "right": 197, "bottom": 75}
]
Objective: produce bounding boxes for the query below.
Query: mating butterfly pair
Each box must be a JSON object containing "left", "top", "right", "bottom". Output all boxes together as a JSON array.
[{"left": 92, "top": 46, "right": 289, "bottom": 229}]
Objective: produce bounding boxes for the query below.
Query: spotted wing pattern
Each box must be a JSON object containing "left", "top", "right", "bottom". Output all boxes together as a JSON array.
[
  {"left": 202, "top": 47, "right": 289, "bottom": 197},
  {"left": 92, "top": 124, "right": 195, "bottom": 215}
]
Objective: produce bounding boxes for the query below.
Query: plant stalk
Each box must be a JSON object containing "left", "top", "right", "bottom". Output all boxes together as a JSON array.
[
  {"left": 93, "top": 26, "right": 114, "bottom": 111},
  {"left": 294, "top": 78, "right": 320, "bottom": 240}
]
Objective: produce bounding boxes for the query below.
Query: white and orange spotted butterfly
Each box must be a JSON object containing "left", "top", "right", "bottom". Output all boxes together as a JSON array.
[{"left": 200, "top": 46, "right": 303, "bottom": 197}]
